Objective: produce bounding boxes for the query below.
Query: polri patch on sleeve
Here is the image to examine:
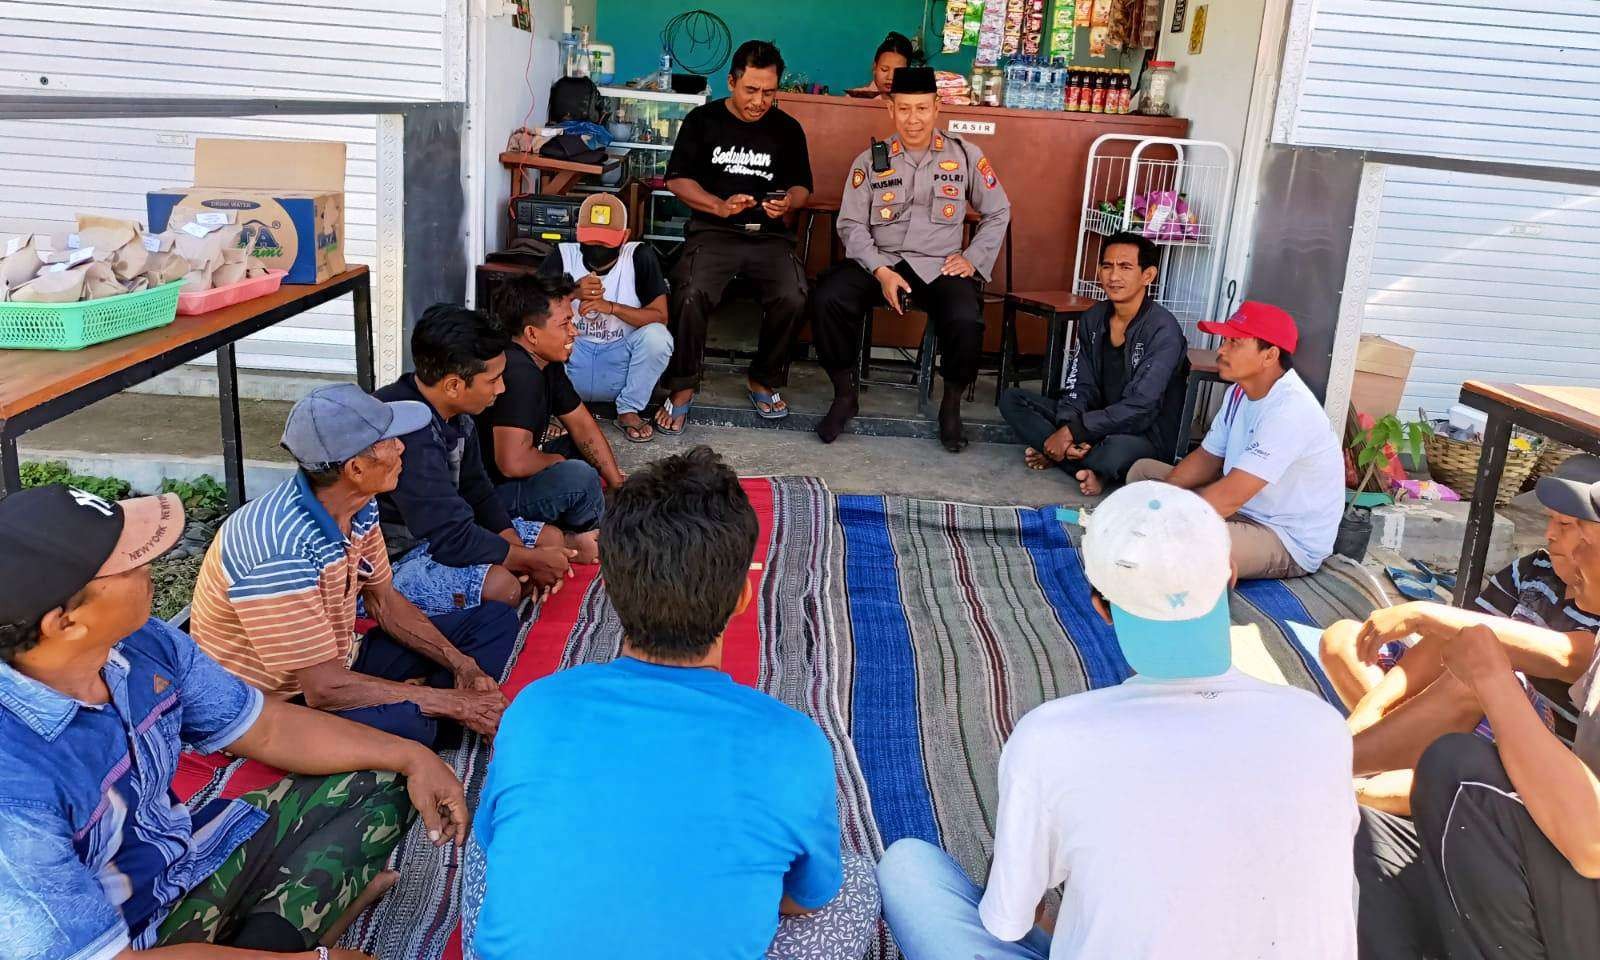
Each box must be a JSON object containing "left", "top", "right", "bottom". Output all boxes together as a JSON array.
[
  {"left": 976, "top": 156, "right": 998, "bottom": 189},
  {"left": 851, "top": 167, "right": 866, "bottom": 189}
]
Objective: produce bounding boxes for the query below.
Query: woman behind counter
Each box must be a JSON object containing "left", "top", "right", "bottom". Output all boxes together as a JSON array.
[{"left": 848, "top": 31, "right": 917, "bottom": 98}]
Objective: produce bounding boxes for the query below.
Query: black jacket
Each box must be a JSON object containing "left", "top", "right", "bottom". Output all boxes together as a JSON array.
[
  {"left": 375, "top": 375, "right": 515, "bottom": 567},
  {"left": 1054, "top": 298, "right": 1189, "bottom": 455}
]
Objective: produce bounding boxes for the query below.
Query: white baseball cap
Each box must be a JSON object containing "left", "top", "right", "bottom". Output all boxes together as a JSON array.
[{"left": 1081, "top": 481, "right": 1233, "bottom": 679}]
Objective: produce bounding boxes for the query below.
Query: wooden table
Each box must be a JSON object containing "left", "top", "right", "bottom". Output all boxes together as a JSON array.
[
  {"left": 1001, "top": 290, "right": 1097, "bottom": 402},
  {"left": 0, "top": 267, "right": 374, "bottom": 509},
  {"left": 1452, "top": 382, "right": 1600, "bottom": 604},
  {"left": 1173, "top": 348, "right": 1224, "bottom": 459},
  {"left": 500, "top": 150, "right": 622, "bottom": 197}
]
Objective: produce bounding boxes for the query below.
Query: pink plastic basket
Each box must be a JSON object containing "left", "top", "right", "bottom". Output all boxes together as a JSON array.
[{"left": 176, "top": 269, "right": 287, "bottom": 315}]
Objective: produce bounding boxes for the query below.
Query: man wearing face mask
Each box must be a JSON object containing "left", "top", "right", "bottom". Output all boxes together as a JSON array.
[{"left": 538, "top": 195, "right": 672, "bottom": 444}]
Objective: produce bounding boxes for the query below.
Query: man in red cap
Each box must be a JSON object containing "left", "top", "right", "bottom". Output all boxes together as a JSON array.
[{"left": 1126, "top": 301, "right": 1344, "bottom": 580}]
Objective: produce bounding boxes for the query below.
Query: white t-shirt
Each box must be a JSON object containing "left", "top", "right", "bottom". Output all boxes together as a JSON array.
[
  {"left": 978, "top": 669, "right": 1357, "bottom": 960},
  {"left": 1201, "top": 369, "right": 1344, "bottom": 572},
  {"left": 559, "top": 241, "right": 641, "bottom": 345}
]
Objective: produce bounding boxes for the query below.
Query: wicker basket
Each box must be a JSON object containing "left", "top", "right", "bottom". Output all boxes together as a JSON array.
[
  {"left": 1522, "top": 442, "right": 1581, "bottom": 492},
  {"left": 1426, "top": 432, "right": 1541, "bottom": 505}
]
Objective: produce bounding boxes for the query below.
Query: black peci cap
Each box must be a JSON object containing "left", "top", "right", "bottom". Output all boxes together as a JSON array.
[{"left": 890, "top": 67, "right": 938, "bottom": 95}]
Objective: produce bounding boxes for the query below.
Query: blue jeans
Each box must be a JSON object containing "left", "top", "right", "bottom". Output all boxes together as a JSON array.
[
  {"left": 313, "top": 602, "right": 520, "bottom": 748},
  {"left": 878, "top": 839, "right": 1053, "bottom": 960},
  {"left": 495, "top": 442, "right": 604, "bottom": 532},
  {"left": 567, "top": 323, "right": 674, "bottom": 415}
]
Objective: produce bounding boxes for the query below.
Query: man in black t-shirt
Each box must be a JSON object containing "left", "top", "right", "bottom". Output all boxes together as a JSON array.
[
  {"left": 480, "top": 274, "right": 627, "bottom": 564},
  {"left": 655, "top": 39, "right": 814, "bottom": 436}
]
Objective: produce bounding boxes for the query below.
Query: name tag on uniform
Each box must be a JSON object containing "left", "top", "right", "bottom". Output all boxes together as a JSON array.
[{"left": 743, "top": 223, "right": 760, "bottom": 232}]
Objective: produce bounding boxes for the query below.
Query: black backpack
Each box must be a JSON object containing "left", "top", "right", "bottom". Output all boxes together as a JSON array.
[{"left": 548, "top": 76, "right": 602, "bottom": 124}]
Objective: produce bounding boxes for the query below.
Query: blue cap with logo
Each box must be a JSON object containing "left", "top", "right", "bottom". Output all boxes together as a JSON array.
[{"left": 281, "top": 383, "right": 431, "bottom": 465}]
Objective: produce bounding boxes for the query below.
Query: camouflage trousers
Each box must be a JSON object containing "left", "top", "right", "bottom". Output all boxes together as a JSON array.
[{"left": 158, "top": 770, "right": 410, "bottom": 951}]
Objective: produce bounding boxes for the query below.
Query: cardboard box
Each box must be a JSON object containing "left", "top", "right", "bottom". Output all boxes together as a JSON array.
[
  {"left": 1351, "top": 334, "right": 1416, "bottom": 418},
  {"left": 147, "top": 139, "right": 346, "bottom": 284}
]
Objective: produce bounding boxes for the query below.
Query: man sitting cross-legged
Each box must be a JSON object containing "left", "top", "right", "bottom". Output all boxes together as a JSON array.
[
  {"left": 192, "top": 383, "right": 514, "bottom": 748},
  {"left": 479, "top": 273, "right": 626, "bottom": 553},
  {"left": 1000, "top": 232, "right": 1188, "bottom": 496},
  {"left": 461, "top": 447, "right": 880, "bottom": 960},
  {"left": 1353, "top": 465, "right": 1600, "bottom": 959},
  {"left": 1126, "top": 302, "right": 1343, "bottom": 580},
  {"left": 1319, "top": 453, "right": 1600, "bottom": 816},
  {"left": 0, "top": 483, "right": 469, "bottom": 959},
  {"left": 375, "top": 305, "right": 575, "bottom": 615},
  {"left": 878, "top": 482, "right": 1357, "bottom": 960}
]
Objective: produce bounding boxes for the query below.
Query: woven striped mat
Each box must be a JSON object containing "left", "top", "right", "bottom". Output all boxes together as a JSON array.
[{"left": 185, "top": 477, "right": 1380, "bottom": 959}]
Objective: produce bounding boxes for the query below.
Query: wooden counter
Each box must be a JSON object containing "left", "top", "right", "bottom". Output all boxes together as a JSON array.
[{"left": 778, "top": 93, "right": 1188, "bottom": 350}]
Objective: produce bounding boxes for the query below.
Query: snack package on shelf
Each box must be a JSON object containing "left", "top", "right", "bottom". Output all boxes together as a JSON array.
[
  {"left": 1002, "top": 0, "right": 1026, "bottom": 56},
  {"left": 976, "top": 0, "right": 1008, "bottom": 65},
  {"left": 943, "top": 0, "right": 969, "bottom": 52},
  {"left": 935, "top": 70, "right": 973, "bottom": 105},
  {"left": 1021, "top": 0, "right": 1046, "bottom": 55},
  {"left": 963, "top": 0, "right": 986, "bottom": 47},
  {"left": 1076, "top": 0, "right": 1092, "bottom": 26}
]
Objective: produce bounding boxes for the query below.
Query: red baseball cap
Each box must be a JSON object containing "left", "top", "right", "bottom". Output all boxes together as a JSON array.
[{"left": 1197, "top": 301, "right": 1299, "bottom": 354}]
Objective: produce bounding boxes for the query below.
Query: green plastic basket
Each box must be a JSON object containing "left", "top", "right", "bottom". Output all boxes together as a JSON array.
[{"left": 0, "top": 279, "right": 184, "bottom": 350}]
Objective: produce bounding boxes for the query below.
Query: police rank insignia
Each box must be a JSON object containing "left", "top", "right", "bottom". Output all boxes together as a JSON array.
[
  {"left": 880, "top": 207, "right": 894, "bottom": 220},
  {"left": 938, "top": 160, "right": 961, "bottom": 171},
  {"left": 851, "top": 168, "right": 865, "bottom": 188},
  {"left": 977, "top": 157, "right": 998, "bottom": 189},
  {"left": 881, "top": 192, "right": 896, "bottom": 203}
]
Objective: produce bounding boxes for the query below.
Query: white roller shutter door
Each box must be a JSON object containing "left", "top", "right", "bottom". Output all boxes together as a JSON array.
[
  {"left": 1275, "top": 0, "right": 1600, "bottom": 172},
  {"left": 1351, "top": 165, "right": 1600, "bottom": 417},
  {"left": 0, "top": 0, "right": 448, "bottom": 101}
]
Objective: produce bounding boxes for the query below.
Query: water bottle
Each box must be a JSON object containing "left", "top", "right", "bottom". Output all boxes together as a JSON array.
[
  {"left": 1020, "top": 56, "right": 1036, "bottom": 109},
  {"left": 1031, "top": 57, "right": 1047, "bottom": 110},
  {"left": 1003, "top": 58, "right": 1019, "bottom": 108},
  {"left": 1052, "top": 57, "right": 1068, "bottom": 111}
]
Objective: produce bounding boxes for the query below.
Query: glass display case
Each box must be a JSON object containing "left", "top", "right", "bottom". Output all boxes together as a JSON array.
[{"left": 598, "top": 85, "right": 706, "bottom": 247}]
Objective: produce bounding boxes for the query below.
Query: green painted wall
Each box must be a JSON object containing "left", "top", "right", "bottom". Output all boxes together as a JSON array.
[
  {"left": 589, "top": 2, "right": 1149, "bottom": 96},
  {"left": 593, "top": 1, "right": 977, "bottom": 93}
]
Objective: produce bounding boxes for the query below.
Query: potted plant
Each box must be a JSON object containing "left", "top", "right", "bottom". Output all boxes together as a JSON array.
[{"left": 1336, "top": 413, "right": 1433, "bottom": 560}]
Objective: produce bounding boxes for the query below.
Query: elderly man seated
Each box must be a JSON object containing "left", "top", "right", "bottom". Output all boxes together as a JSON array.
[
  {"left": 1321, "top": 454, "right": 1600, "bottom": 815},
  {"left": 1353, "top": 458, "right": 1600, "bottom": 959},
  {"left": 0, "top": 483, "right": 469, "bottom": 958},
  {"left": 190, "top": 383, "right": 516, "bottom": 748}
]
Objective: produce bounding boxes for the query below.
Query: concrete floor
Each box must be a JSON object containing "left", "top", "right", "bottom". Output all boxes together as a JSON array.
[{"left": 18, "top": 389, "right": 1088, "bottom": 507}]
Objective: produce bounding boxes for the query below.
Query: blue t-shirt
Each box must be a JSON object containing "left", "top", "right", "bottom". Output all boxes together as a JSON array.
[
  {"left": 471, "top": 657, "right": 842, "bottom": 959},
  {"left": 0, "top": 618, "right": 265, "bottom": 960}
]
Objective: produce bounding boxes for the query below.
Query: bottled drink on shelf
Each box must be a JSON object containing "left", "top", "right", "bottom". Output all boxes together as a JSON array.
[{"left": 1090, "top": 68, "right": 1106, "bottom": 113}]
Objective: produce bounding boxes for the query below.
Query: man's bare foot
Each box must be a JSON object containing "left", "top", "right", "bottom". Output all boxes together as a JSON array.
[
  {"left": 1023, "top": 447, "right": 1053, "bottom": 470},
  {"left": 320, "top": 869, "right": 399, "bottom": 946},
  {"left": 566, "top": 529, "right": 600, "bottom": 565},
  {"left": 654, "top": 389, "right": 694, "bottom": 433},
  {"left": 1075, "top": 469, "right": 1104, "bottom": 497},
  {"left": 615, "top": 412, "right": 653, "bottom": 443}
]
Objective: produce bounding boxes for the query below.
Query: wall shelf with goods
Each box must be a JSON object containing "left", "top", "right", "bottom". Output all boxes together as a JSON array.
[{"left": 598, "top": 85, "right": 705, "bottom": 250}]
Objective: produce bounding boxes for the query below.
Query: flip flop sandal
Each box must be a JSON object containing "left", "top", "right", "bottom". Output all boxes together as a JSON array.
[
  {"left": 748, "top": 389, "right": 790, "bottom": 420},
  {"left": 1386, "top": 565, "right": 1441, "bottom": 602},
  {"left": 655, "top": 395, "right": 694, "bottom": 435},
  {"left": 613, "top": 417, "right": 655, "bottom": 444},
  {"left": 1411, "top": 559, "right": 1458, "bottom": 590}
]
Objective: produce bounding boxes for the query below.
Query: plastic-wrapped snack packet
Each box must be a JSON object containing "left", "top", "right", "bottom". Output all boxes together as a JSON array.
[
  {"left": 1002, "top": 0, "right": 1026, "bottom": 56},
  {"left": 943, "top": 0, "right": 968, "bottom": 52},
  {"left": 1022, "top": 0, "right": 1046, "bottom": 55},
  {"left": 1049, "top": 0, "right": 1076, "bottom": 56},
  {"left": 975, "top": 0, "right": 1007, "bottom": 65},
  {"left": 1076, "top": 0, "right": 1091, "bottom": 27},
  {"left": 963, "top": 0, "right": 986, "bottom": 47}
]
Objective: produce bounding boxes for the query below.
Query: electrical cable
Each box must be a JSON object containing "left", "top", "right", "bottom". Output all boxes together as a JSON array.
[{"left": 660, "top": 9, "right": 732, "bottom": 76}]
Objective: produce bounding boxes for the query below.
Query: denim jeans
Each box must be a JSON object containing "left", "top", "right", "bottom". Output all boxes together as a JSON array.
[
  {"left": 568, "top": 322, "right": 674, "bottom": 415},
  {"left": 495, "top": 453, "right": 604, "bottom": 532},
  {"left": 877, "top": 839, "right": 1053, "bottom": 960}
]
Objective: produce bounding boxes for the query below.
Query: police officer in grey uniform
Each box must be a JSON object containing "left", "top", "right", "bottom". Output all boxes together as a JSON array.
[{"left": 811, "top": 66, "right": 1011, "bottom": 452}]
